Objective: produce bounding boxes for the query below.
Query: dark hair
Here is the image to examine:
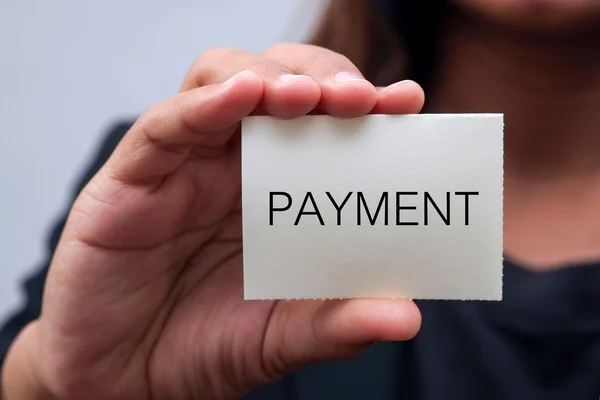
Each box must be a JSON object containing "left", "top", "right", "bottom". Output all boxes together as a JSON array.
[{"left": 309, "top": 0, "right": 449, "bottom": 92}]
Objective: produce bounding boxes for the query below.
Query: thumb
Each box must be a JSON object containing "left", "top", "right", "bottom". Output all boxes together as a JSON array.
[{"left": 265, "top": 299, "right": 421, "bottom": 373}]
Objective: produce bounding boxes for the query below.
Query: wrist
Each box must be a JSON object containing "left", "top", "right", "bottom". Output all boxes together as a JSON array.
[{"left": 2, "top": 321, "right": 58, "bottom": 400}]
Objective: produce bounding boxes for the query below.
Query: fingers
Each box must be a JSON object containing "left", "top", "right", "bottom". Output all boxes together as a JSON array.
[
  {"left": 107, "top": 45, "right": 426, "bottom": 184},
  {"left": 263, "top": 43, "right": 424, "bottom": 116},
  {"left": 262, "top": 43, "right": 378, "bottom": 116},
  {"left": 182, "top": 44, "right": 424, "bottom": 119},
  {"left": 105, "top": 70, "right": 263, "bottom": 184},
  {"left": 268, "top": 298, "right": 421, "bottom": 373},
  {"left": 181, "top": 47, "right": 321, "bottom": 118},
  {"left": 315, "top": 299, "right": 422, "bottom": 345},
  {"left": 374, "top": 80, "right": 425, "bottom": 114}
]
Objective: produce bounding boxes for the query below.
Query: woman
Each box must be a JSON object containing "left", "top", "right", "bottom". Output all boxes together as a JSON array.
[{"left": 2, "top": 0, "right": 600, "bottom": 398}]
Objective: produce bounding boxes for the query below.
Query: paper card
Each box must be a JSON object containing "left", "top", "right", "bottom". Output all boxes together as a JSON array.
[{"left": 241, "top": 114, "right": 503, "bottom": 301}]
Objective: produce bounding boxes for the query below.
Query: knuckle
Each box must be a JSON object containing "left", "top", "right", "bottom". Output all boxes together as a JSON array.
[
  {"left": 197, "top": 46, "right": 240, "bottom": 63},
  {"left": 263, "top": 42, "right": 326, "bottom": 64},
  {"left": 305, "top": 43, "right": 355, "bottom": 66},
  {"left": 263, "top": 42, "right": 356, "bottom": 73},
  {"left": 172, "top": 93, "right": 196, "bottom": 133},
  {"left": 262, "top": 42, "right": 298, "bottom": 57},
  {"left": 189, "top": 46, "right": 248, "bottom": 86},
  {"left": 138, "top": 102, "right": 163, "bottom": 126},
  {"left": 135, "top": 101, "right": 176, "bottom": 145},
  {"left": 190, "top": 46, "right": 273, "bottom": 85}
]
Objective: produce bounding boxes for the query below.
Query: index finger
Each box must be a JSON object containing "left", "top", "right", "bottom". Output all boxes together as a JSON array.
[{"left": 104, "top": 70, "right": 263, "bottom": 184}]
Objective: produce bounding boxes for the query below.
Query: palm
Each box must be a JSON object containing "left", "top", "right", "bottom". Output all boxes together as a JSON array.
[
  {"left": 136, "top": 139, "right": 340, "bottom": 399},
  {"left": 42, "top": 122, "right": 316, "bottom": 399},
  {"left": 138, "top": 132, "right": 281, "bottom": 398},
  {"left": 37, "top": 62, "right": 423, "bottom": 400}
]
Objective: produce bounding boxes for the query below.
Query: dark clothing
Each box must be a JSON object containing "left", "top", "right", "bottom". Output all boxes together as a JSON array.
[
  {"left": 0, "top": 122, "right": 131, "bottom": 365},
  {"left": 1, "top": 122, "right": 599, "bottom": 399},
  {"left": 1, "top": 4, "right": 600, "bottom": 396}
]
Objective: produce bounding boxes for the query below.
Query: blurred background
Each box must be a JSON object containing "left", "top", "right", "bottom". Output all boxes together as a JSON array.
[{"left": 0, "top": 0, "right": 322, "bottom": 321}]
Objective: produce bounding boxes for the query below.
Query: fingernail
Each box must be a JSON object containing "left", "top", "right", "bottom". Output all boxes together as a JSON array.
[
  {"left": 279, "top": 74, "right": 314, "bottom": 83},
  {"left": 223, "top": 70, "right": 254, "bottom": 88},
  {"left": 379, "top": 80, "right": 414, "bottom": 94},
  {"left": 333, "top": 71, "right": 369, "bottom": 84}
]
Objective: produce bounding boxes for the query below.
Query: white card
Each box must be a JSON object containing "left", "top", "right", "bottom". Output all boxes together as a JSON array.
[{"left": 241, "top": 114, "right": 503, "bottom": 301}]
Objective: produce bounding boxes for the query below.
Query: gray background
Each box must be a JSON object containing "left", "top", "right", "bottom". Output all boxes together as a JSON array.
[{"left": 0, "top": 0, "right": 322, "bottom": 321}]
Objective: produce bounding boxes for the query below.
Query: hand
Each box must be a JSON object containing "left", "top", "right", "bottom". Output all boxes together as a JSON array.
[{"left": 20, "top": 44, "right": 424, "bottom": 400}]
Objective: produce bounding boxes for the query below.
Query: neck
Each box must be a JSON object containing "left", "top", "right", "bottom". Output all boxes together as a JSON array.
[
  {"left": 427, "top": 12, "right": 600, "bottom": 268},
  {"left": 429, "top": 11, "right": 600, "bottom": 181}
]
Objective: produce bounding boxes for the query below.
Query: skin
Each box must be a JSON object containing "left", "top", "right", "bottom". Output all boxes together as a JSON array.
[
  {"left": 3, "top": 0, "right": 600, "bottom": 399},
  {"left": 2, "top": 45, "right": 424, "bottom": 400}
]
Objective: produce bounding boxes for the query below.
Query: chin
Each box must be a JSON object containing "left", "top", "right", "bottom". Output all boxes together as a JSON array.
[{"left": 451, "top": 0, "right": 600, "bottom": 36}]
